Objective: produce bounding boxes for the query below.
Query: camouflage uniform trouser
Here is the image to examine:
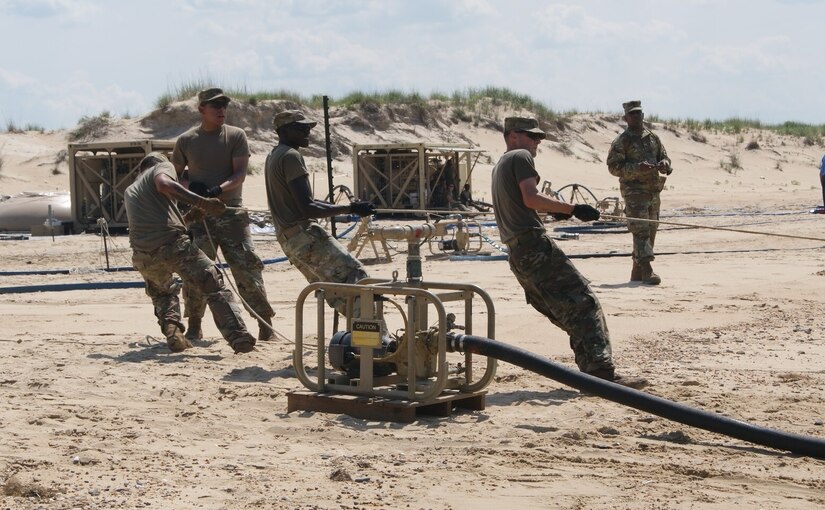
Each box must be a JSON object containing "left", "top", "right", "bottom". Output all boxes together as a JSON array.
[
  {"left": 185, "top": 209, "right": 273, "bottom": 322},
  {"left": 279, "top": 223, "right": 368, "bottom": 317},
  {"left": 507, "top": 231, "right": 614, "bottom": 373},
  {"left": 820, "top": 174, "right": 825, "bottom": 208},
  {"left": 132, "top": 235, "right": 251, "bottom": 344},
  {"left": 623, "top": 191, "right": 661, "bottom": 264}
]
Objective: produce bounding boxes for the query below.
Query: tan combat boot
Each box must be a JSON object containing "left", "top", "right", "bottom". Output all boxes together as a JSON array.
[
  {"left": 164, "top": 323, "right": 193, "bottom": 353},
  {"left": 630, "top": 261, "right": 642, "bottom": 282},
  {"left": 228, "top": 332, "right": 256, "bottom": 354},
  {"left": 257, "top": 317, "right": 275, "bottom": 342},
  {"left": 185, "top": 317, "right": 203, "bottom": 341},
  {"left": 639, "top": 261, "right": 661, "bottom": 285}
]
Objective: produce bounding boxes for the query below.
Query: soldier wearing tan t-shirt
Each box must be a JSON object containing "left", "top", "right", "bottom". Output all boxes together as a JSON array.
[
  {"left": 264, "top": 110, "right": 375, "bottom": 316},
  {"left": 171, "top": 88, "right": 274, "bottom": 342},
  {"left": 492, "top": 117, "right": 647, "bottom": 389},
  {"left": 124, "top": 152, "right": 256, "bottom": 354}
]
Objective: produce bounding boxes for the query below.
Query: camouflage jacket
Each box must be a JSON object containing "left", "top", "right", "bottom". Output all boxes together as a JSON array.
[{"left": 606, "top": 128, "right": 670, "bottom": 194}]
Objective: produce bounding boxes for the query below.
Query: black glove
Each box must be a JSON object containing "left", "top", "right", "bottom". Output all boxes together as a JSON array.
[
  {"left": 206, "top": 185, "right": 223, "bottom": 198},
  {"left": 350, "top": 200, "right": 376, "bottom": 217},
  {"left": 572, "top": 204, "right": 600, "bottom": 222},
  {"left": 551, "top": 211, "right": 573, "bottom": 221},
  {"left": 189, "top": 181, "right": 210, "bottom": 197}
]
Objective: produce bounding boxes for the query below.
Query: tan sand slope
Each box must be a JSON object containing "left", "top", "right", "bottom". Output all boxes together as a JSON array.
[{"left": 1, "top": 102, "right": 824, "bottom": 509}]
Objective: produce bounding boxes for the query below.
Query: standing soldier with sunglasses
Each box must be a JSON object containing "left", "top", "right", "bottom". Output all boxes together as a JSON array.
[
  {"left": 171, "top": 88, "right": 274, "bottom": 342},
  {"left": 264, "top": 110, "right": 375, "bottom": 317},
  {"left": 491, "top": 117, "right": 647, "bottom": 388},
  {"left": 607, "top": 100, "right": 672, "bottom": 285}
]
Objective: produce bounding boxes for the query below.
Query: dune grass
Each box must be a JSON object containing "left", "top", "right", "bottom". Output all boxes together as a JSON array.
[
  {"left": 68, "top": 111, "right": 112, "bottom": 142},
  {"left": 5, "top": 120, "right": 46, "bottom": 134},
  {"left": 656, "top": 116, "right": 824, "bottom": 144},
  {"left": 154, "top": 81, "right": 564, "bottom": 123},
  {"left": 154, "top": 81, "right": 821, "bottom": 142}
]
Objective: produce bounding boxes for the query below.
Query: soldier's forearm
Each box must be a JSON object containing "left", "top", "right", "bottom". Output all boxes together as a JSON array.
[{"left": 166, "top": 183, "right": 205, "bottom": 206}]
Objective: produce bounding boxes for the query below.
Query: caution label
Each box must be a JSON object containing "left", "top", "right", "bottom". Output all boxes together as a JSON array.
[{"left": 351, "top": 320, "right": 381, "bottom": 347}]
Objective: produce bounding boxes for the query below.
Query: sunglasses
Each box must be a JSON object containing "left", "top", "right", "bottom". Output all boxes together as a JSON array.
[
  {"left": 291, "top": 123, "right": 313, "bottom": 133},
  {"left": 204, "top": 101, "right": 228, "bottom": 109},
  {"left": 627, "top": 110, "right": 643, "bottom": 116},
  {"left": 518, "top": 130, "right": 544, "bottom": 141}
]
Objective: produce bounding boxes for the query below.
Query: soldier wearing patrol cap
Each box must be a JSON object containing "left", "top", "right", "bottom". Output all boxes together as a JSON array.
[
  {"left": 171, "top": 88, "right": 274, "bottom": 343},
  {"left": 606, "top": 100, "right": 672, "bottom": 285},
  {"left": 491, "top": 116, "right": 647, "bottom": 388},
  {"left": 124, "top": 152, "right": 257, "bottom": 354},
  {"left": 264, "top": 110, "right": 376, "bottom": 316}
]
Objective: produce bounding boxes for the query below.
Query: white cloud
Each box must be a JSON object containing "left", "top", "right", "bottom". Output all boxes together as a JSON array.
[
  {"left": 535, "top": 3, "right": 684, "bottom": 45},
  {"left": 0, "top": 71, "right": 151, "bottom": 127},
  {"left": 0, "top": 67, "right": 38, "bottom": 88},
  {"left": 689, "top": 36, "right": 799, "bottom": 74},
  {"left": 5, "top": 71, "right": 148, "bottom": 126},
  {"left": 451, "top": 0, "right": 497, "bottom": 17},
  {"left": 0, "top": 0, "right": 823, "bottom": 127},
  {"left": 0, "top": 0, "right": 95, "bottom": 19}
]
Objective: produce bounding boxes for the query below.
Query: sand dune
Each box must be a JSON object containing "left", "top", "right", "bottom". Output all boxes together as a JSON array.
[{"left": 1, "top": 102, "right": 824, "bottom": 509}]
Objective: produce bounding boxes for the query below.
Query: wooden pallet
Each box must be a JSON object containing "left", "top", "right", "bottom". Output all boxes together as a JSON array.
[{"left": 287, "top": 390, "right": 486, "bottom": 423}]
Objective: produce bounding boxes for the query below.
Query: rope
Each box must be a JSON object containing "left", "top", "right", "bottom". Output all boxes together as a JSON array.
[
  {"left": 227, "top": 205, "right": 495, "bottom": 218},
  {"left": 201, "top": 220, "right": 292, "bottom": 345},
  {"left": 602, "top": 213, "right": 825, "bottom": 243},
  {"left": 480, "top": 233, "right": 509, "bottom": 254},
  {"left": 375, "top": 208, "right": 492, "bottom": 216}
]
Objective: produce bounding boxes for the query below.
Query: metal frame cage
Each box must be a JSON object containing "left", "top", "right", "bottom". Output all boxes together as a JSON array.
[{"left": 68, "top": 140, "right": 175, "bottom": 232}]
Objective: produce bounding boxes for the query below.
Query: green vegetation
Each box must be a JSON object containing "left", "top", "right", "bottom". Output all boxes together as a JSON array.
[
  {"left": 155, "top": 79, "right": 325, "bottom": 109},
  {"left": 666, "top": 116, "right": 824, "bottom": 144},
  {"left": 720, "top": 152, "right": 742, "bottom": 174},
  {"left": 154, "top": 81, "right": 565, "bottom": 124},
  {"left": 153, "top": 81, "right": 823, "bottom": 144},
  {"left": 5, "top": 121, "right": 46, "bottom": 133},
  {"left": 69, "top": 111, "right": 112, "bottom": 142}
]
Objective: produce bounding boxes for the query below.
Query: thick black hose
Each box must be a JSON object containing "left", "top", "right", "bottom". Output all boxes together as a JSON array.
[
  {"left": 448, "top": 333, "right": 825, "bottom": 459},
  {"left": 0, "top": 281, "right": 147, "bottom": 294},
  {"left": 0, "top": 257, "right": 289, "bottom": 278}
]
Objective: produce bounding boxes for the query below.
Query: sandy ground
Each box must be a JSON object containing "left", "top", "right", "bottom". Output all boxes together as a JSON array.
[{"left": 1, "top": 115, "right": 825, "bottom": 509}]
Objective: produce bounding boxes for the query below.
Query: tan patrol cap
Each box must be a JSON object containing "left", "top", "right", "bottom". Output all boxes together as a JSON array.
[
  {"left": 622, "top": 100, "right": 643, "bottom": 114},
  {"left": 198, "top": 88, "right": 230, "bottom": 105},
  {"left": 273, "top": 110, "right": 318, "bottom": 130},
  {"left": 503, "top": 117, "right": 546, "bottom": 139},
  {"left": 139, "top": 151, "right": 169, "bottom": 170}
]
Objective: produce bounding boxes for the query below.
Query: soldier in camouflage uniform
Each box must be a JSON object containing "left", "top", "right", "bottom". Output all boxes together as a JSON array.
[
  {"left": 265, "top": 110, "right": 376, "bottom": 316},
  {"left": 124, "top": 152, "right": 257, "bottom": 354},
  {"left": 172, "top": 88, "right": 274, "bottom": 342},
  {"left": 492, "top": 117, "right": 647, "bottom": 388},
  {"left": 607, "top": 100, "right": 672, "bottom": 285}
]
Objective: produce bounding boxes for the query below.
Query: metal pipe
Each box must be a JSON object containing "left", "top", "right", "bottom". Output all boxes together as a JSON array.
[{"left": 323, "top": 95, "right": 336, "bottom": 238}]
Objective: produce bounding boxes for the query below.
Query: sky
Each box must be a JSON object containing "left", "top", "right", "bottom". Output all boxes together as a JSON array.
[{"left": 0, "top": 0, "right": 823, "bottom": 130}]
